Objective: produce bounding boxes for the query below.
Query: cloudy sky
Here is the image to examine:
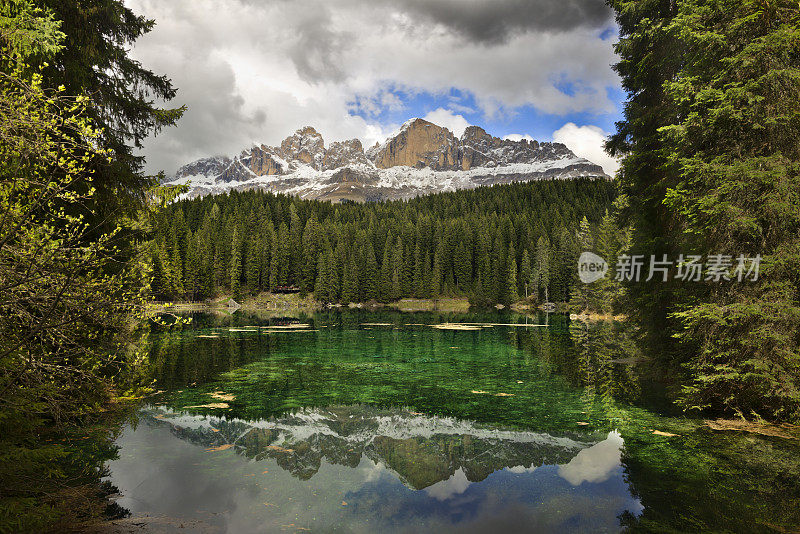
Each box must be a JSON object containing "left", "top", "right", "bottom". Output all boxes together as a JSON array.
[{"left": 126, "top": 0, "right": 622, "bottom": 176}]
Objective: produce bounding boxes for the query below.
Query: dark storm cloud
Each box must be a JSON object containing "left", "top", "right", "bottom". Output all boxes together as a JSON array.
[
  {"left": 287, "top": 8, "right": 349, "bottom": 82},
  {"left": 396, "top": 0, "right": 614, "bottom": 44},
  {"left": 234, "top": 0, "right": 613, "bottom": 45},
  {"left": 126, "top": 0, "right": 620, "bottom": 175}
]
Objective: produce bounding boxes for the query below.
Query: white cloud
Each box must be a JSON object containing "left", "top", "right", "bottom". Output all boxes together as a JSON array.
[
  {"left": 558, "top": 431, "right": 623, "bottom": 486},
  {"left": 422, "top": 108, "right": 471, "bottom": 137},
  {"left": 552, "top": 122, "right": 620, "bottom": 176},
  {"left": 425, "top": 468, "right": 472, "bottom": 500},
  {"left": 124, "top": 0, "right": 620, "bottom": 175},
  {"left": 506, "top": 464, "right": 538, "bottom": 474}
]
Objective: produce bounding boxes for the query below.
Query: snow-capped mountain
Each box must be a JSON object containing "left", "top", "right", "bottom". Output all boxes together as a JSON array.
[
  {"left": 166, "top": 118, "right": 610, "bottom": 202},
  {"left": 144, "top": 404, "right": 599, "bottom": 488}
]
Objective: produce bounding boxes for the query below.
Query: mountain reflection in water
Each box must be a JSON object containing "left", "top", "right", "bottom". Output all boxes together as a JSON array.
[{"left": 106, "top": 404, "right": 641, "bottom": 533}]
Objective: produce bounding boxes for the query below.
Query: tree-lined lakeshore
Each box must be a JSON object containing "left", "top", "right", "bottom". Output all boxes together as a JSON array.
[
  {"left": 1, "top": 0, "right": 800, "bottom": 532},
  {"left": 149, "top": 180, "right": 619, "bottom": 309}
]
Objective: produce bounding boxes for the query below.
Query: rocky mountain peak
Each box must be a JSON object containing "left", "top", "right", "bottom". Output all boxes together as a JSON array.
[
  {"left": 369, "top": 118, "right": 459, "bottom": 170},
  {"left": 166, "top": 117, "right": 609, "bottom": 202},
  {"left": 174, "top": 156, "right": 231, "bottom": 181},
  {"left": 323, "top": 138, "right": 368, "bottom": 170},
  {"left": 280, "top": 126, "right": 325, "bottom": 170},
  {"left": 460, "top": 125, "right": 491, "bottom": 144}
]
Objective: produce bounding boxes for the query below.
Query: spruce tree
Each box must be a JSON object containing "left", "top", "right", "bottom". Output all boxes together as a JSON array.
[
  {"left": 520, "top": 249, "right": 532, "bottom": 299},
  {"left": 341, "top": 253, "right": 359, "bottom": 304},
  {"left": 326, "top": 247, "right": 340, "bottom": 302},
  {"left": 363, "top": 242, "right": 379, "bottom": 301},
  {"left": 380, "top": 234, "right": 394, "bottom": 301},
  {"left": 609, "top": 0, "right": 800, "bottom": 418},
  {"left": 230, "top": 228, "right": 242, "bottom": 300},
  {"left": 506, "top": 244, "right": 519, "bottom": 305},
  {"left": 314, "top": 252, "right": 329, "bottom": 302},
  {"left": 301, "top": 217, "right": 321, "bottom": 294},
  {"left": 534, "top": 237, "right": 550, "bottom": 302}
]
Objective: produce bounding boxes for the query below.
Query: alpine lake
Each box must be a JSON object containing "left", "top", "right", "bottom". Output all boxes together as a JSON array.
[{"left": 102, "top": 310, "right": 800, "bottom": 533}]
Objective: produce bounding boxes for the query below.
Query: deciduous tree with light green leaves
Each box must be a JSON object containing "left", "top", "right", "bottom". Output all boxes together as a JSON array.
[{"left": 0, "top": 1, "right": 184, "bottom": 528}]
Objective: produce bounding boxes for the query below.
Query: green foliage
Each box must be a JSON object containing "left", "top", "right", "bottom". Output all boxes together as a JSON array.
[
  {"left": 608, "top": 0, "right": 800, "bottom": 420},
  {"left": 152, "top": 179, "right": 616, "bottom": 305},
  {"left": 0, "top": 49, "right": 145, "bottom": 534},
  {"left": 0, "top": 0, "right": 65, "bottom": 58},
  {"left": 0, "top": 1, "right": 182, "bottom": 529}
]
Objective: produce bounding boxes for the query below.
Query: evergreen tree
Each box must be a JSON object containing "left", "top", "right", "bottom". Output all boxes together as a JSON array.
[
  {"left": 429, "top": 251, "right": 442, "bottom": 298},
  {"left": 274, "top": 223, "right": 291, "bottom": 286},
  {"left": 520, "top": 249, "right": 532, "bottom": 299},
  {"left": 609, "top": 0, "right": 800, "bottom": 419},
  {"left": 341, "top": 253, "right": 359, "bottom": 304},
  {"left": 246, "top": 236, "right": 263, "bottom": 294},
  {"left": 326, "top": 247, "right": 340, "bottom": 302},
  {"left": 151, "top": 247, "right": 167, "bottom": 300},
  {"left": 314, "top": 252, "right": 329, "bottom": 302},
  {"left": 506, "top": 244, "right": 519, "bottom": 305},
  {"left": 153, "top": 179, "right": 615, "bottom": 306},
  {"left": 300, "top": 217, "right": 321, "bottom": 294},
  {"left": 380, "top": 234, "right": 394, "bottom": 301},
  {"left": 363, "top": 241, "right": 379, "bottom": 301},
  {"left": 413, "top": 244, "right": 426, "bottom": 297},
  {"left": 230, "top": 228, "right": 242, "bottom": 300},
  {"left": 391, "top": 238, "right": 405, "bottom": 301},
  {"left": 534, "top": 237, "right": 550, "bottom": 302},
  {"left": 185, "top": 233, "right": 201, "bottom": 300}
]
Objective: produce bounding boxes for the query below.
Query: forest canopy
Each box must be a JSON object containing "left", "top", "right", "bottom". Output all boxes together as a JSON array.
[{"left": 150, "top": 179, "right": 617, "bottom": 307}]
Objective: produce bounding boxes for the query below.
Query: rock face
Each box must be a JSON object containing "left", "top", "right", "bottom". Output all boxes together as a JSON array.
[
  {"left": 368, "top": 119, "right": 460, "bottom": 170},
  {"left": 280, "top": 126, "right": 325, "bottom": 170},
  {"left": 174, "top": 156, "right": 231, "bottom": 181},
  {"left": 165, "top": 118, "right": 610, "bottom": 202},
  {"left": 323, "top": 138, "right": 369, "bottom": 170}
]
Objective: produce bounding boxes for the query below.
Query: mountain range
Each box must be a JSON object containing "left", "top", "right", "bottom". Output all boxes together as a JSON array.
[
  {"left": 146, "top": 404, "right": 599, "bottom": 489},
  {"left": 165, "top": 118, "right": 610, "bottom": 202}
]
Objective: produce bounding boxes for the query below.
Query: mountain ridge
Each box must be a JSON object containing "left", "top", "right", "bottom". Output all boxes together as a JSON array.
[{"left": 166, "top": 118, "right": 610, "bottom": 202}]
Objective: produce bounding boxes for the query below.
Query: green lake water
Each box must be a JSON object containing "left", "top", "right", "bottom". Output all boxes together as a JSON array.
[{"left": 104, "top": 311, "right": 800, "bottom": 533}]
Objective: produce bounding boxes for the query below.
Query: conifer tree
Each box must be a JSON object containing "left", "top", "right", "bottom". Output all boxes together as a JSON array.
[
  {"left": 314, "top": 252, "right": 329, "bottom": 302},
  {"left": 520, "top": 249, "right": 532, "bottom": 299},
  {"left": 246, "top": 236, "right": 263, "bottom": 294},
  {"left": 230, "top": 228, "right": 242, "bottom": 300},
  {"left": 151, "top": 247, "right": 167, "bottom": 300},
  {"left": 534, "top": 237, "right": 550, "bottom": 302},
  {"left": 380, "top": 234, "right": 394, "bottom": 301},
  {"left": 301, "top": 217, "right": 321, "bottom": 294},
  {"left": 274, "top": 223, "right": 290, "bottom": 286},
  {"left": 609, "top": 0, "right": 800, "bottom": 418},
  {"left": 153, "top": 179, "right": 615, "bottom": 306},
  {"left": 185, "top": 233, "right": 201, "bottom": 300},
  {"left": 413, "top": 244, "right": 425, "bottom": 297},
  {"left": 506, "top": 244, "right": 519, "bottom": 304},
  {"left": 362, "top": 242, "right": 379, "bottom": 301},
  {"left": 341, "top": 253, "right": 359, "bottom": 304},
  {"left": 326, "top": 247, "right": 340, "bottom": 302},
  {"left": 430, "top": 251, "right": 442, "bottom": 298}
]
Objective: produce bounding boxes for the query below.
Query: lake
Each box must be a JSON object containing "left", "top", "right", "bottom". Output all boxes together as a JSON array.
[{"left": 104, "top": 311, "right": 800, "bottom": 533}]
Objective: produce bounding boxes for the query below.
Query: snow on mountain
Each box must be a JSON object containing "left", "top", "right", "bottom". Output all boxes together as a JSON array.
[
  {"left": 164, "top": 118, "right": 610, "bottom": 202},
  {"left": 143, "top": 404, "right": 598, "bottom": 489}
]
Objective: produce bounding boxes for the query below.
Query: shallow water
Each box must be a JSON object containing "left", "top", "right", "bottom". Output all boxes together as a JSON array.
[{"left": 105, "top": 311, "right": 800, "bottom": 533}]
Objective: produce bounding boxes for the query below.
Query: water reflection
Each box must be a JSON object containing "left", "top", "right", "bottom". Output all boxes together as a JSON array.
[
  {"left": 103, "top": 311, "right": 800, "bottom": 533},
  {"left": 107, "top": 405, "right": 641, "bottom": 533}
]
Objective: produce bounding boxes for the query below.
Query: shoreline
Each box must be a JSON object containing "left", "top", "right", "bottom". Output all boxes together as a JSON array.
[{"left": 147, "top": 294, "right": 627, "bottom": 320}]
